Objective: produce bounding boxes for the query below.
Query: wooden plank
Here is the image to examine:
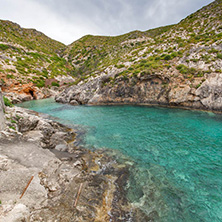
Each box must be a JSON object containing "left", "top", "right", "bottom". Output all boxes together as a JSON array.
[
  {"left": 20, "top": 176, "right": 34, "bottom": 199},
  {"left": 74, "top": 183, "right": 84, "bottom": 208}
]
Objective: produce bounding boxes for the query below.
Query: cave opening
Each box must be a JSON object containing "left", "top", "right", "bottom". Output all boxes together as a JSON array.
[{"left": 29, "top": 90, "right": 36, "bottom": 99}]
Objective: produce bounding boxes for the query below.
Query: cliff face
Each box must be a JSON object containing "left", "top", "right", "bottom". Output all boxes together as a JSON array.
[
  {"left": 55, "top": 0, "right": 222, "bottom": 111},
  {"left": 0, "top": 88, "right": 5, "bottom": 130},
  {"left": 55, "top": 72, "right": 222, "bottom": 111}
]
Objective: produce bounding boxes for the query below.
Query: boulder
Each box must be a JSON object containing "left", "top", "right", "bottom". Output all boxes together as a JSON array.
[
  {"left": 196, "top": 73, "right": 222, "bottom": 111},
  {"left": 55, "top": 144, "right": 68, "bottom": 152},
  {"left": 23, "top": 130, "right": 44, "bottom": 142},
  {"left": 50, "top": 132, "right": 69, "bottom": 150},
  {"left": 18, "top": 115, "right": 39, "bottom": 132},
  {"left": 168, "top": 85, "right": 191, "bottom": 104},
  {"left": 70, "top": 99, "right": 79, "bottom": 105},
  {"left": 0, "top": 204, "right": 30, "bottom": 222}
]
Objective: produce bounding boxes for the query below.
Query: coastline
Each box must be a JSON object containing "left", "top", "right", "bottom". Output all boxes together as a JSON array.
[
  {"left": 85, "top": 101, "right": 222, "bottom": 114},
  {"left": 2, "top": 98, "right": 221, "bottom": 221},
  {"left": 0, "top": 105, "right": 143, "bottom": 221}
]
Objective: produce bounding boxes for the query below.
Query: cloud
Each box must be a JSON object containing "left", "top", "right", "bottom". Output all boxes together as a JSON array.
[{"left": 0, "top": 0, "right": 214, "bottom": 45}]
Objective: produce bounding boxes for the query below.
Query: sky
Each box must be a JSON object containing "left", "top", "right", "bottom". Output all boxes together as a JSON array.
[{"left": 0, "top": 0, "right": 214, "bottom": 45}]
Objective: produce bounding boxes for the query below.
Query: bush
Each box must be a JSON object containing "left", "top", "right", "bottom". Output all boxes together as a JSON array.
[
  {"left": 3, "top": 96, "right": 13, "bottom": 107},
  {"left": 51, "top": 81, "right": 60, "bottom": 87},
  {"left": 6, "top": 74, "right": 14, "bottom": 79},
  {"left": 36, "top": 80, "right": 45, "bottom": 88},
  {"left": 115, "top": 64, "right": 125, "bottom": 69},
  {"left": 163, "top": 54, "right": 172, "bottom": 61},
  {"left": 171, "top": 52, "right": 178, "bottom": 58},
  {"left": 0, "top": 44, "right": 9, "bottom": 50},
  {"left": 176, "top": 64, "right": 189, "bottom": 74},
  {"left": 176, "top": 64, "right": 197, "bottom": 75},
  {"left": 217, "top": 53, "right": 222, "bottom": 59}
]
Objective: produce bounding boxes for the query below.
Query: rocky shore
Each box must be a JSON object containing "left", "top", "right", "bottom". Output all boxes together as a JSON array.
[
  {"left": 0, "top": 105, "right": 154, "bottom": 222},
  {"left": 55, "top": 72, "right": 222, "bottom": 112}
]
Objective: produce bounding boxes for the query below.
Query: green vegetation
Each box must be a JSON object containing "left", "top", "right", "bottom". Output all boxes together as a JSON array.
[
  {"left": 115, "top": 64, "right": 125, "bottom": 69},
  {"left": 6, "top": 74, "right": 14, "bottom": 79},
  {"left": 3, "top": 96, "right": 13, "bottom": 107},
  {"left": 9, "top": 126, "right": 16, "bottom": 130},
  {"left": 51, "top": 81, "right": 60, "bottom": 87},
  {"left": 36, "top": 79, "right": 45, "bottom": 88},
  {"left": 217, "top": 53, "right": 222, "bottom": 59},
  {"left": 0, "top": 20, "right": 65, "bottom": 54},
  {"left": 0, "top": 44, "right": 9, "bottom": 50},
  {"left": 176, "top": 64, "right": 196, "bottom": 75}
]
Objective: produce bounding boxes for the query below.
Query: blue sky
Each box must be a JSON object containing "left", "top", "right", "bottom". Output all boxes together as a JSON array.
[{"left": 0, "top": 0, "right": 214, "bottom": 45}]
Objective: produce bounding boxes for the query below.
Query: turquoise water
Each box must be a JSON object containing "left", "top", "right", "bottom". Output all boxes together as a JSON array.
[{"left": 19, "top": 98, "right": 222, "bottom": 222}]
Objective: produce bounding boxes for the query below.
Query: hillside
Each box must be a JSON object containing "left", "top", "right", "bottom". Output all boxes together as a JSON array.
[
  {"left": 63, "top": 26, "right": 172, "bottom": 79},
  {"left": 0, "top": 0, "right": 222, "bottom": 111},
  {"left": 56, "top": 0, "right": 222, "bottom": 111},
  {"left": 0, "top": 20, "right": 74, "bottom": 102},
  {"left": 61, "top": 0, "right": 221, "bottom": 84}
]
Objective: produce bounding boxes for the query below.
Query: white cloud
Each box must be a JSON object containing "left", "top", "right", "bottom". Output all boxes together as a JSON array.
[
  {"left": 0, "top": 0, "right": 99, "bottom": 44},
  {"left": 0, "top": 0, "right": 214, "bottom": 44}
]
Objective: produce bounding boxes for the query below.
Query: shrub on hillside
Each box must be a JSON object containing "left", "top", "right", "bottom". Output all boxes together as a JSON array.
[
  {"left": 3, "top": 96, "right": 13, "bottom": 107},
  {"left": 163, "top": 54, "right": 172, "bottom": 60},
  {"left": 51, "top": 81, "right": 60, "bottom": 87},
  {"left": 0, "top": 44, "right": 10, "bottom": 51},
  {"left": 217, "top": 53, "right": 222, "bottom": 59},
  {"left": 176, "top": 64, "right": 196, "bottom": 75},
  {"left": 36, "top": 80, "right": 45, "bottom": 88}
]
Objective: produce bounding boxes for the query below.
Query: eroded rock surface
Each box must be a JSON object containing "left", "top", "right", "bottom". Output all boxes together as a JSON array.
[
  {"left": 0, "top": 106, "right": 143, "bottom": 221},
  {"left": 56, "top": 72, "right": 222, "bottom": 112}
]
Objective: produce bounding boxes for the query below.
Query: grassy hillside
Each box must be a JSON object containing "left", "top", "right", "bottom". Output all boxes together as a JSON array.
[
  {"left": 64, "top": 26, "right": 173, "bottom": 80},
  {"left": 0, "top": 0, "right": 221, "bottom": 91},
  {"left": 62, "top": 0, "right": 221, "bottom": 87},
  {"left": 0, "top": 20, "right": 65, "bottom": 54},
  {"left": 0, "top": 20, "right": 74, "bottom": 89}
]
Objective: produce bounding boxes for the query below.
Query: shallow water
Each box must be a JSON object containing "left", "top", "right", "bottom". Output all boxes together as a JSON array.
[{"left": 19, "top": 98, "right": 222, "bottom": 222}]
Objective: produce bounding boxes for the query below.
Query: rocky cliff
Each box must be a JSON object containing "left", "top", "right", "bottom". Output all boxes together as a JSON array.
[
  {"left": 56, "top": 0, "right": 222, "bottom": 112},
  {"left": 55, "top": 72, "right": 222, "bottom": 111},
  {"left": 0, "top": 88, "right": 5, "bottom": 130}
]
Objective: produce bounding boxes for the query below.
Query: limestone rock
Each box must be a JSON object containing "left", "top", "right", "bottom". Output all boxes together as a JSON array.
[
  {"left": 23, "top": 130, "right": 44, "bottom": 142},
  {"left": 0, "top": 204, "right": 30, "bottom": 222},
  {"left": 55, "top": 71, "right": 222, "bottom": 112},
  {"left": 51, "top": 132, "right": 68, "bottom": 149},
  {"left": 55, "top": 144, "right": 68, "bottom": 152},
  {"left": 18, "top": 115, "right": 39, "bottom": 132},
  {"left": 168, "top": 85, "right": 191, "bottom": 104},
  {"left": 196, "top": 73, "right": 222, "bottom": 111},
  {"left": 70, "top": 99, "right": 79, "bottom": 105}
]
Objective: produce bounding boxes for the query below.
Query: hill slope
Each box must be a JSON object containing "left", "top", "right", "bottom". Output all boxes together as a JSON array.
[
  {"left": 56, "top": 0, "right": 222, "bottom": 111},
  {"left": 0, "top": 20, "right": 74, "bottom": 102}
]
